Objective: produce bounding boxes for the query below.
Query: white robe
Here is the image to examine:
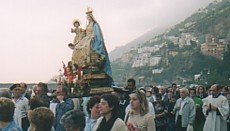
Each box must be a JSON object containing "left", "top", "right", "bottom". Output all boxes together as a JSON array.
[{"left": 202, "top": 95, "right": 229, "bottom": 131}]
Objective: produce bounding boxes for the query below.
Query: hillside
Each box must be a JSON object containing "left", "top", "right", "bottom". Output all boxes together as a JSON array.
[
  {"left": 111, "top": 0, "right": 230, "bottom": 86},
  {"left": 109, "top": 27, "right": 166, "bottom": 61}
]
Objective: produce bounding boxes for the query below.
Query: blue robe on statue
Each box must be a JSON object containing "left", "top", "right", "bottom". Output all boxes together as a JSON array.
[{"left": 92, "top": 22, "right": 113, "bottom": 78}]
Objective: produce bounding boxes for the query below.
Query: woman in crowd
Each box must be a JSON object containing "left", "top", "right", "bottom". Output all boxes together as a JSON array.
[
  {"left": 189, "top": 88, "right": 204, "bottom": 131},
  {"left": 125, "top": 89, "right": 156, "bottom": 131},
  {"left": 93, "top": 94, "right": 127, "bottom": 131},
  {"left": 85, "top": 96, "right": 101, "bottom": 131},
  {"left": 167, "top": 91, "right": 174, "bottom": 102},
  {"left": 29, "top": 107, "right": 54, "bottom": 131},
  {"left": 197, "top": 86, "right": 207, "bottom": 99}
]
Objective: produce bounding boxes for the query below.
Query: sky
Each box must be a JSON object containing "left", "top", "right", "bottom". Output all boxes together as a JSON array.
[{"left": 0, "top": 0, "right": 213, "bottom": 83}]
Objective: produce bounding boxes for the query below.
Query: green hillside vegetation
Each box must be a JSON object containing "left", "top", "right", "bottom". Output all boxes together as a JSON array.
[{"left": 192, "top": 1, "right": 230, "bottom": 40}]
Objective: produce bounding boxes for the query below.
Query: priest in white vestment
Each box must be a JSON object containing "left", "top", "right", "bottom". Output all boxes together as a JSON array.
[{"left": 202, "top": 84, "right": 229, "bottom": 131}]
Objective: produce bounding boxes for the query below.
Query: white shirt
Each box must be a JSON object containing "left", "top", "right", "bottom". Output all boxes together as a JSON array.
[
  {"left": 50, "top": 102, "right": 58, "bottom": 115},
  {"left": 12, "top": 96, "right": 28, "bottom": 128}
]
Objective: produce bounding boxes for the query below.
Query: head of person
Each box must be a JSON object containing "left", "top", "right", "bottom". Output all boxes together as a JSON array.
[
  {"left": 221, "top": 86, "right": 229, "bottom": 96},
  {"left": 99, "top": 94, "right": 119, "bottom": 117},
  {"left": 0, "top": 88, "right": 11, "bottom": 98},
  {"left": 36, "top": 82, "right": 48, "bottom": 97},
  {"left": 180, "top": 88, "right": 189, "bottom": 99},
  {"left": 168, "top": 87, "right": 173, "bottom": 92},
  {"left": 32, "top": 85, "right": 37, "bottom": 95},
  {"left": 28, "top": 97, "right": 48, "bottom": 110},
  {"left": 20, "top": 82, "right": 27, "bottom": 94},
  {"left": 155, "top": 93, "right": 162, "bottom": 103},
  {"left": 210, "top": 84, "right": 221, "bottom": 97},
  {"left": 112, "top": 87, "right": 125, "bottom": 100},
  {"left": 86, "top": 95, "right": 101, "bottom": 119},
  {"left": 152, "top": 86, "right": 159, "bottom": 94},
  {"left": 198, "top": 86, "right": 205, "bottom": 94},
  {"left": 0, "top": 98, "right": 15, "bottom": 123},
  {"left": 189, "top": 88, "right": 196, "bottom": 98},
  {"left": 29, "top": 107, "right": 54, "bottom": 131},
  {"left": 139, "top": 87, "right": 146, "bottom": 94},
  {"left": 145, "top": 87, "right": 152, "bottom": 97},
  {"left": 169, "top": 96, "right": 176, "bottom": 104},
  {"left": 56, "top": 86, "right": 68, "bottom": 99},
  {"left": 126, "top": 78, "right": 136, "bottom": 92},
  {"left": 171, "top": 83, "right": 177, "bottom": 91},
  {"left": 159, "top": 86, "right": 167, "bottom": 95},
  {"left": 60, "top": 110, "right": 85, "bottom": 131},
  {"left": 10, "top": 84, "right": 22, "bottom": 98},
  {"left": 167, "top": 91, "right": 174, "bottom": 99},
  {"left": 129, "top": 89, "right": 149, "bottom": 116},
  {"left": 27, "top": 89, "right": 33, "bottom": 96}
]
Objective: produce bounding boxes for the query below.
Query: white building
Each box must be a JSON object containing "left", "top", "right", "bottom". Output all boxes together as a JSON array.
[
  {"left": 152, "top": 68, "right": 164, "bottom": 74},
  {"left": 149, "top": 56, "right": 162, "bottom": 66},
  {"left": 132, "top": 54, "right": 162, "bottom": 68}
]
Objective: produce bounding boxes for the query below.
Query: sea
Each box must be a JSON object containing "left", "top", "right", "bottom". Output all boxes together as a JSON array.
[{"left": 0, "top": 83, "right": 58, "bottom": 90}]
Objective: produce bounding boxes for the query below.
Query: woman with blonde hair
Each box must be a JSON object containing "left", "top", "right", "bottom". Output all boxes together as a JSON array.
[{"left": 124, "top": 89, "right": 156, "bottom": 131}]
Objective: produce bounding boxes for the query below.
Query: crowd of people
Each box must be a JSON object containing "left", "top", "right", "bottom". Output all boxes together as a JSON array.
[{"left": 0, "top": 79, "right": 230, "bottom": 131}]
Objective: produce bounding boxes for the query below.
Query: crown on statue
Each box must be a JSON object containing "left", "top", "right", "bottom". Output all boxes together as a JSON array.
[{"left": 86, "top": 7, "right": 93, "bottom": 14}]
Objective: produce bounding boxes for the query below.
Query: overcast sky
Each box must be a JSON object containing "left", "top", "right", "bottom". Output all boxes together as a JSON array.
[{"left": 0, "top": 0, "right": 213, "bottom": 83}]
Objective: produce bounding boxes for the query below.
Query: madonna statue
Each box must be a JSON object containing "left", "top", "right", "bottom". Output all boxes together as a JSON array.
[{"left": 71, "top": 8, "right": 113, "bottom": 88}]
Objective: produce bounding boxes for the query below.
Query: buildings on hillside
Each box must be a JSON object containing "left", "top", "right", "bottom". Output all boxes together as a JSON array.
[
  {"left": 131, "top": 44, "right": 165, "bottom": 68},
  {"left": 167, "top": 32, "right": 197, "bottom": 48},
  {"left": 201, "top": 35, "right": 228, "bottom": 59}
]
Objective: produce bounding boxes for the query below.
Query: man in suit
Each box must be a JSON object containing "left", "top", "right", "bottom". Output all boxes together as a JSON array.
[
  {"left": 159, "top": 86, "right": 168, "bottom": 104},
  {"left": 174, "top": 88, "right": 196, "bottom": 131}
]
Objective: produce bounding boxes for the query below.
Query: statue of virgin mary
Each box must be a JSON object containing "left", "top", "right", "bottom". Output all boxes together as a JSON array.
[{"left": 71, "top": 8, "right": 112, "bottom": 79}]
